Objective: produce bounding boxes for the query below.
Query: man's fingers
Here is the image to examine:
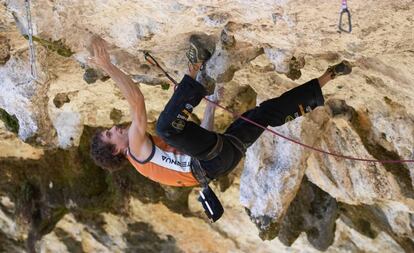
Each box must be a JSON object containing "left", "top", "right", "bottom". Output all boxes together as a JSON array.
[
  {"left": 87, "top": 57, "right": 96, "bottom": 67},
  {"left": 90, "top": 35, "right": 108, "bottom": 57},
  {"left": 88, "top": 35, "right": 102, "bottom": 55},
  {"left": 91, "top": 35, "right": 104, "bottom": 46},
  {"left": 98, "top": 44, "right": 106, "bottom": 55},
  {"left": 92, "top": 44, "right": 101, "bottom": 58},
  {"left": 91, "top": 39, "right": 101, "bottom": 56}
]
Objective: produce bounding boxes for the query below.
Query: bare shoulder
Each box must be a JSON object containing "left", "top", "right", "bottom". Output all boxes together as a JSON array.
[{"left": 127, "top": 125, "right": 153, "bottom": 161}]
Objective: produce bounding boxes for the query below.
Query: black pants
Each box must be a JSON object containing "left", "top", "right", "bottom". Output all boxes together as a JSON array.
[{"left": 156, "top": 75, "right": 325, "bottom": 179}]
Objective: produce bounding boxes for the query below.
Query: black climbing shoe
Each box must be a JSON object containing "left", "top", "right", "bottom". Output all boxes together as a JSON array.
[
  {"left": 186, "top": 34, "right": 216, "bottom": 95},
  {"left": 327, "top": 60, "right": 352, "bottom": 78},
  {"left": 186, "top": 35, "right": 213, "bottom": 65}
]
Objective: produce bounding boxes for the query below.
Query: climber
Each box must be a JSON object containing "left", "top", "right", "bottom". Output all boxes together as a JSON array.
[{"left": 89, "top": 35, "right": 352, "bottom": 188}]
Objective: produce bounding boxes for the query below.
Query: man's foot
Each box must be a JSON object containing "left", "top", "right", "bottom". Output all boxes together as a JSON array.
[
  {"left": 327, "top": 60, "right": 352, "bottom": 78},
  {"left": 186, "top": 34, "right": 216, "bottom": 95},
  {"left": 186, "top": 34, "right": 213, "bottom": 66}
]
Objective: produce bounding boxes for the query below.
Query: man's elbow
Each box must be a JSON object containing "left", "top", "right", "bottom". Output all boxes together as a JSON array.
[
  {"left": 128, "top": 92, "right": 144, "bottom": 108},
  {"left": 132, "top": 90, "right": 144, "bottom": 103}
]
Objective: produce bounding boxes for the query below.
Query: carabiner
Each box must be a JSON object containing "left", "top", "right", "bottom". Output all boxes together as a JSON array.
[
  {"left": 144, "top": 51, "right": 158, "bottom": 67},
  {"left": 338, "top": 8, "right": 352, "bottom": 33},
  {"left": 143, "top": 52, "right": 179, "bottom": 86},
  {"left": 338, "top": 0, "right": 352, "bottom": 33}
]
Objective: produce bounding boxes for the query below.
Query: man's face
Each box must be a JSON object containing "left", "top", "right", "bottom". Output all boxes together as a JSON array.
[{"left": 100, "top": 125, "right": 129, "bottom": 155}]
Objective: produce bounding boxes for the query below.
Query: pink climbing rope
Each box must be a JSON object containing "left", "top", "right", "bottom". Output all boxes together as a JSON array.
[
  {"left": 204, "top": 96, "right": 414, "bottom": 164},
  {"left": 144, "top": 52, "right": 414, "bottom": 164}
]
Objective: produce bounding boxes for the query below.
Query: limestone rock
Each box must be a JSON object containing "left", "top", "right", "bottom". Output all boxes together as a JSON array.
[
  {"left": 0, "top": 0, "right": 414, "bottom": 252},
  {"left": 240, "top": 106, "right": 330, "bottom": 237},
  {"left": 278, "top": 178, "right": 338, "bottom": 251},
  {"left": 0, "top": 35, "right": 11, "bottom": 64}
]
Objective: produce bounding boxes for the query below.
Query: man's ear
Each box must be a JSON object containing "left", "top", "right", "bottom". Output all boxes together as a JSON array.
[{"left": 112, "top": 146, "right": 121, "bottom": 155}]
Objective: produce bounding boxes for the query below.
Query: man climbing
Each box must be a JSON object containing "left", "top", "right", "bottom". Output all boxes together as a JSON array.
[
  {"left": 89, "top": 35, "right": 218, "bottom": 187},
  {"left": 89, "top": 35, "right": 352, "bottom": 218}
]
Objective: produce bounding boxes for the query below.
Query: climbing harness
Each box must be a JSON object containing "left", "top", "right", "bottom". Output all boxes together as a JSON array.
[
  {"left": 338, "top": 0, "right": 352, "bottom": 33},
  {"left": 144, "top": 52, "right": 414, "bottom": 164},
  {"left": 25, "top": 0, "right": 37, "bottom": 80}
]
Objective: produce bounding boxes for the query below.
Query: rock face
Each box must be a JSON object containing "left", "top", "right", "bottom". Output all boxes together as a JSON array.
[
  {"left": 0, "top": 0, "right": 413, "bottom": 252},
  {"left": 0, "top": 35, "right": 10, "bottom": 64}
]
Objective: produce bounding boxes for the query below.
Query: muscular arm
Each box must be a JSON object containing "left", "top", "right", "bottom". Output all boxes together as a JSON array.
[
  {"left": 101, "top": 63, "right": 146, "bottom": 126},
  {"left": 103, "top": 64, "right": 152, "bottom": 159},
  {"left": 89, "top": 36, "right": 152, "bottom": 160}
]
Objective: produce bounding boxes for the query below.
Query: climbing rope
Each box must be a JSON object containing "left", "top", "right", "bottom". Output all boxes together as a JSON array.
[
  {"left": 144, "top": 52, "right": 414, "bottom": 164},
  {"left": 25, "top": 0, "right": 37, "bottom": 80},
  {"left": 338, "top": 0, "right": 352, "bottom": 33}
]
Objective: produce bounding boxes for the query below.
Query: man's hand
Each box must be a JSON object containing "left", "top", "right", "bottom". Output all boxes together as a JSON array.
[{"left": 87, "top": 36, "right": 112, "bottom": 71}]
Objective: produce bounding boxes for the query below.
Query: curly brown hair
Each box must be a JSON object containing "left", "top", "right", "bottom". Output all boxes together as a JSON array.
[{"left": 90, "top": 129, "right": 126, "bottom": 172}]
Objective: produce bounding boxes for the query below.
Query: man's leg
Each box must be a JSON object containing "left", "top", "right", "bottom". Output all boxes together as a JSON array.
[
  {"left": 224, "top": 62, "right": 350, "bottom": 148},
  {"left": 156, "top": 75, "right": 218, "bottom": 159}
]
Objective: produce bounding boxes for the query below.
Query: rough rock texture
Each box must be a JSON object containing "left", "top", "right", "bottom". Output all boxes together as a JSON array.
[
  {"left": 277, "top": 177, "right": 339, "bottom": 250},
  {"left": 1, "top": 0, "right": 414, "bottom": 252},
  {"left": 0, "top": 35, "right": 11, "bottom": 64}
]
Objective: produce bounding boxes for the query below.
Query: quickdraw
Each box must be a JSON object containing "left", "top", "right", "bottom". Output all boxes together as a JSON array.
[
  {"left": 25, "top": 0, "right": 37, "bottom": 80},
  {"left": 338, "top": 0, "right": 352, "bottom": 33},
  {"left": 144, "top": 51, "right": 177, "bottom": 85}
]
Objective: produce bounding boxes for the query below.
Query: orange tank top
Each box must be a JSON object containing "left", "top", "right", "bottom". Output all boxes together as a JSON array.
[{"left": 126, "top": 135, "right": 199, "bottom": 187}]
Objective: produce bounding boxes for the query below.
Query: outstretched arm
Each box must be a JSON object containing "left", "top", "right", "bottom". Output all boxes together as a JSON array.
[{"left": 88, "top": 36, "right": 152, "bottom": 160}]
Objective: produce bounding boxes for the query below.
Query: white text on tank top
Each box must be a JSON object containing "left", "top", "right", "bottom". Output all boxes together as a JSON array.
[{"left": 151, "top": 146, "right": 192, "bottom": 172}]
